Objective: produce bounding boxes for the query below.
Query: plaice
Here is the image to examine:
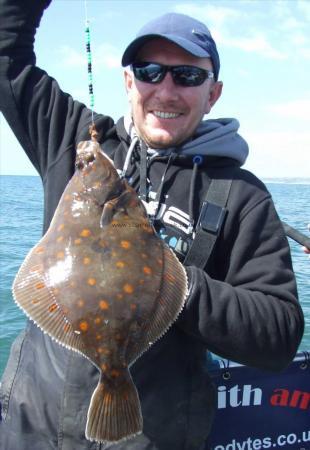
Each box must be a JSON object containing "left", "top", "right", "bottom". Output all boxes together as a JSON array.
[{"left": 12, "top": 139, "right": 188, "bottom": 444}]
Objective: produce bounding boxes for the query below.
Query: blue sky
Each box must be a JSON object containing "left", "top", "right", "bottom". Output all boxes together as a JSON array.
[{"left": 0, "top": 0, "right": 309, "bottom": 177}]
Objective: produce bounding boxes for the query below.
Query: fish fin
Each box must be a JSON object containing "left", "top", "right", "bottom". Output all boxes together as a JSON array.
[
  {"left": 128, "top": 244, "right": 188, "bottom": 362},
  {"left": 12, "top": 264, "right": 85, "bottom": 353},
  {"left": 100, "top": 200, "right": 116, "bottom": 227},
  {"left": 86, "top": 371, "right": 142, "bottom": 443},
  {"left": 143, "top": 244, "right": 187, "bottom": 344},
  {"left": 101, "top": 190, "right": 146, "bottom": 227}
]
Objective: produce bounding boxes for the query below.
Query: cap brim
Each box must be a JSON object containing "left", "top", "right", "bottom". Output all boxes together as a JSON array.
[{"left": 121, "top": 34, "right": 211, "bottom": 67}]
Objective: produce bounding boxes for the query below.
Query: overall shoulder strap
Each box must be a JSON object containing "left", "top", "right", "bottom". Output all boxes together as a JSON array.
[{"left": 183, "top": 177, "right": 233, "bottom": 268}]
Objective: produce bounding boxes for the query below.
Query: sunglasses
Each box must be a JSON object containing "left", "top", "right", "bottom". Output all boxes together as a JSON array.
[{"left": 131, "top": 62, "right": 214, "bottom": 87}]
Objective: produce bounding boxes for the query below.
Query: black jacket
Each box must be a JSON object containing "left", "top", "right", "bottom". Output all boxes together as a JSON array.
[{"left": 0, "top": 1, "right": 304, "bottom": 449}]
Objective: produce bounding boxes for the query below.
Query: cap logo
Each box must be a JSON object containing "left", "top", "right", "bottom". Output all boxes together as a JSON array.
[{"left": 192, "top": 29, "right": 209, "bottom": 42}]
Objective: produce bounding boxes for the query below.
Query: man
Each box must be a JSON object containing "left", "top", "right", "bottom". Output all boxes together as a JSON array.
[{"left": 0, "top": 1, "right": 304, "bottom": 450}]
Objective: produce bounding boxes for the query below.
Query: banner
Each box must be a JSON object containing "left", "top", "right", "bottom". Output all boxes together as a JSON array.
[{"left": 206, "top": 352, "right": 310, "bottom": 450}]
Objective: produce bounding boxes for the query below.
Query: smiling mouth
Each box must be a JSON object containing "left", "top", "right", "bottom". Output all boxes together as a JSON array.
[{"left": 152, "top": 111, "right": 181, "bottom": 119}]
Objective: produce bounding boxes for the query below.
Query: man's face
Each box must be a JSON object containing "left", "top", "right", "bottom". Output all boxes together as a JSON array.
[{"left": 124, "top": 39, "right": 222, "bottom": 149}]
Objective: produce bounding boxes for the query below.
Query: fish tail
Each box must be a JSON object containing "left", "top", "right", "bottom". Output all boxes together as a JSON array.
[{"left": 85, "top": 369, "right": 142, "bottom": 443}]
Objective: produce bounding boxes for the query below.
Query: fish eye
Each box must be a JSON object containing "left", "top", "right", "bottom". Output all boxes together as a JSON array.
[
  {"left": 76, "top": 160, "right": 84, "bottom": 170},
  {"left": 75, "top": 153, "right": 96, "bottom": 171},
  {"left": 86, "top": 153, "right": 96, "bottom": 164}
]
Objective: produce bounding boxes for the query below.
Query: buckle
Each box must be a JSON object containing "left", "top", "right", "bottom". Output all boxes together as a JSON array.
[{"left": 198, "top": 201, "right": 227, "bottom": 234}]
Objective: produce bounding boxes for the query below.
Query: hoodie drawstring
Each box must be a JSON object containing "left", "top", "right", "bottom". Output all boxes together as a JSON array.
[
  {"left": 139, "top": 144, "right": 176, "bottom": 222},
  {"left": 119, "top": 135, "right": 139, "bottom": 179},
  {"left": 120, "top": 129, "right": 203, "bottom": 232},
  {"left": 150, "top": 152, "right": 175, "bottom": 221},
  {"left": 139, "top": 140, "right": 148, "bottom": 201},
  {"left": 188, "top": 155, "right": 203, "bottom": 231}
]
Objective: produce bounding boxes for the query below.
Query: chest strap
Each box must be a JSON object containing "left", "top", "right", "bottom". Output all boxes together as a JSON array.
[{"left": 183, "top": 177, "right": 233, "bottom": 268}]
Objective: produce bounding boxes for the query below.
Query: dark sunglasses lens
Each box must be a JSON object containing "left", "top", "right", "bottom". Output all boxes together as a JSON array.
[
  {"left": 133, "top": 63, "right": 164, "bottom": 83},
  {"left": 172, "top": 66, "right": 207, "bottom": 86}
]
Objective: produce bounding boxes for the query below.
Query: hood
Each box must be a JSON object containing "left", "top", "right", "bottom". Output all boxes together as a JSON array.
[{"left": 122, "top": 115, "right": 249, "bottom": 166}]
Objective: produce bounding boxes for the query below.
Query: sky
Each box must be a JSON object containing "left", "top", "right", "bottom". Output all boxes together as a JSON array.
[{"left": 0, "top": 0, "right": 309, "bottom": 178}]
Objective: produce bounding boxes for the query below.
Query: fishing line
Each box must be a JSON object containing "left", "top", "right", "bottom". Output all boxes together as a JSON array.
[{"left": 84, "top": 0, "right": 97, "bottom": 140}]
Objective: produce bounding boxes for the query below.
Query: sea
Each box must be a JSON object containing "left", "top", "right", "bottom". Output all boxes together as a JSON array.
[{"left": 0, "top": 175, "right": 309, "bottom": 377}]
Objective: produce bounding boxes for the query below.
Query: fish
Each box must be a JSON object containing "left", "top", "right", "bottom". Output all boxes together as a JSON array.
[{"left": 12, "top": 138, "right": 188, "bottom": 444}]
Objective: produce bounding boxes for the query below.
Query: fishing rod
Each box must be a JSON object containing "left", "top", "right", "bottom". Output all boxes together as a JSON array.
[{"left": 282, "top": 221, "right": 310, "bottom": 249}]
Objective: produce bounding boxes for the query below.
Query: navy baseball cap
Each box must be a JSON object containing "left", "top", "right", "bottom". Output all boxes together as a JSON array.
[{"left": 121, "top": 13, "right": 220, "bottom": 80}]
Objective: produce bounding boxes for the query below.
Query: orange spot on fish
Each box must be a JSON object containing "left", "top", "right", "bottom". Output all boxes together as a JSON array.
[
  {"left": 115, "top": 261, "right": 125, "bottom": 268},
  {"left": 99, "top": 300, "right": 109, "bottom": 310},
  {"left": 120, "top": 240, "right": 131, "bottom": 249},
  {"left": 98, "top": 347, "right": 111, "bottom": 356},
  {"left": 74, "top": 238, "right": 82, "bottom": 245},
  {"left": 99, "top": 239, "right": 107, "bottom": 248},
  {"left": 139, "top": 279, "right": 145, "bottom": 285},
  {"left": 77, "top": 299, "right": 85, "bottom": 308},
  {"left": 96, "top": 334, "right": 102, "bottom": 341},
  {"left": 64, "top": 323, "right": 70, "bottom": 333},
  {"left": 143, "top": 266, "right": 152, "bottom": 275},
  {"left": 35, "top": 246, "right": 45, "bottom": 254},
  {"left": 94, "top": 317, "right": 101, "bottom": 325},
  {"left": 48, "top": 303, "right": 58, "bottom": 313},
  {"left": 111, "top": 369, "right": 121, "bottom": 378},
  {"left": 111, "top": 220, "right": 119, "bottom": 226},
  {"left": 35, "top": 282, "right": 45, "bottom": 290},
  {"left": 83, "top": 257, "right": 91, "bottom": 265},
  {"left": 56, "top": 251, "right": 65, "bottom": 259},
  {"left": 123, "top": 283, "right": 134, "bottom": 294},
  {"left": 57, "top": 236, "right": 64, "bottom": 243},
  {"left": 80, "top": 229, "right": 91, "bottom": 237},
  {"left": 31, "top": 298, "right": 40, "bottom": 305},
  {"left": 101, "top": 363, "right": 108, "bottom": 372},
  {"left": 87, "top": 278, "right": 96, "bottom": 286},
  {"left": 57, "top": 224, "right": 65, "bottom": 232},
  {"left": 79, "top": 321, "right": 89, "bottom": 332}
]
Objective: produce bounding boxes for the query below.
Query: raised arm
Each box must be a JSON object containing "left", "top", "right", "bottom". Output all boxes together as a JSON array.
[{"left": 0, "top": 0, "right": 114, "bottom": 178}]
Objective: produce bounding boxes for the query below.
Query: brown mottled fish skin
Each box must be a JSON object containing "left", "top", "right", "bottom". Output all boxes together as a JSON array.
[{"left": 12, "top": 140, "right": 188, "bottom": 444}]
